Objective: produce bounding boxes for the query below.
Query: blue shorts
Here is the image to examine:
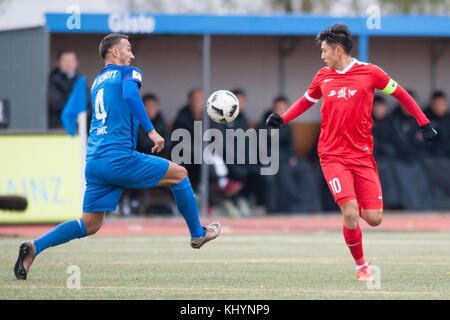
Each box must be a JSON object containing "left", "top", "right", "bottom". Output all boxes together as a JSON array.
[{"left": 83, "top": 152, "right": 170, "bottom": 212}]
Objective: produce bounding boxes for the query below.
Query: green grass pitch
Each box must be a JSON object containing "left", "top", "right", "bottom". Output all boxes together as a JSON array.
[{"left": 0, "top": 232, "right": 449, "bottom": 299}]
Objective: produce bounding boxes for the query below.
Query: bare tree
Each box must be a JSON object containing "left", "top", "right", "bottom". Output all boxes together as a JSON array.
[{"left": 381, "top": 0, "right": 448, "bottom": 14}]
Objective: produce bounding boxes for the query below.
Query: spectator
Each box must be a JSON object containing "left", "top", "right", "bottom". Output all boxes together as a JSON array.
[
  {"left": 228, "top": 90, "right": 254, "bottom": 185},
  {"left": 48, "top": 49, "right": 80, "bottom": 129},
  {"left": 172, "top": 88, "right": 205, "bottom": 189},
  {"left": 121, "top": 93, "right": 173, "bottom": 216},
  {"left": 387, "top": 89, "right": 424, "bottom": 160},
  {"left": 371, "top": 95, "right": 402, "bottom": 209},
  {"left": 421, "top": 91, "right": 450, "bottom": 209},
  {"left": 259, "top": 96, "right": 322, "bottom": 213},
  {"left": 424, "top": 90, "right": 450, "bottom": 158},
  {"left": 372, "top": 95, "right": 396, "bottom": 158},
  {"left": 380, "top": 89, "right": 434, "bottom": 209},
  {"left": 172, "top": 89, "right": 241, "bottom": 198},
  {"left": 136, "top": 93, "right": 171, "bottom": 158},
  {"left": 212, "top": 88, "right": 257, "bottom": 216}
]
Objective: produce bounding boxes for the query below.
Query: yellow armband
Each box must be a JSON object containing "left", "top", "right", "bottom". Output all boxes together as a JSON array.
[{"left": 381, "top": 78, "right": 398, "bottom": 95}]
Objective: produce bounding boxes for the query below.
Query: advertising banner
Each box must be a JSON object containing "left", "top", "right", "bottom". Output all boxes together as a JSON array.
[{"left": 0, "top": 135, "right": 82, "bottom": 223}]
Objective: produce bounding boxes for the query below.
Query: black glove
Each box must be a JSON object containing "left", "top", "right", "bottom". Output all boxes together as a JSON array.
[
  {"left": 420, "top": 123, "right": 437, "bottom": 144},
  {"left": 266, "top": 113, "right": 284, "bottom": 129}
]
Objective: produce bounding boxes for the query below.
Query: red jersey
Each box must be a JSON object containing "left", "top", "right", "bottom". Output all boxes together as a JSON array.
[{"left": 305, "top": 58, "right": 392, "bottom": 158}]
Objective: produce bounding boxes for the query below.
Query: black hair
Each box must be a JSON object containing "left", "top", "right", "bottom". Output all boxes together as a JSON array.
[
  {"left": 142, "top": 93, "right": 158, "bottom": 103},
  {"left": 56, "top": 49, "right": 77, "bottom": 61},
  {"left": 273, "top": 95, "right": 289, "bottom": 105},
  {"left": 99, "top": 33, "right": 129, "bottom": 60},
  {"left": 373, "top": 94, "right": 386, "bottom": 105},
  {"left": 431, "top": 90, "right": 446, "bottom": 100},
  {"left": 316, "top": 24, "right": 353, "bottom": 55},
  {"left": 231, "top": 88, "right": 246, "bottom": 97}
]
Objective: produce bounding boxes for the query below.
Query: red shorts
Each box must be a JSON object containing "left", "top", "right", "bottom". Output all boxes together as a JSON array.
[{"left": 320, "top": 155, "right": 383, "bottom": 210}]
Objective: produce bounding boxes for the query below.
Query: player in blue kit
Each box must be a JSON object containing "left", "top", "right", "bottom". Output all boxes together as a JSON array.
[{"left": 14, "top": 33, "right": 221, "bottom": 280}]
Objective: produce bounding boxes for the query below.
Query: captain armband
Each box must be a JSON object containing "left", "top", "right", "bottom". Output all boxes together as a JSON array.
[{"left": 381, "top": 78, "right": 398, "bottom": 95}]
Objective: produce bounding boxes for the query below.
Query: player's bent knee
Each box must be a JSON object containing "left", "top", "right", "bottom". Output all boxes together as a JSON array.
[
  {"left": 81, "top": 212, "right": 105, "bottom": 236},
  {"left": 179, "top": 165, "right": 188, "bottom": 180},
  {"left": 84, "top": 219, "right": 103, "bottom": 236},
  {"left": 86, "top": 224, "right": 102, "bottom": 236},
  {"left": 160, "top": 162, "right": 188, "bottom": 186},
  {"left": 171, "top": 163, "right": 187, "bottom": 183},
  {"left": 364, "top": 209, "right": 383, "bottom": 226}
]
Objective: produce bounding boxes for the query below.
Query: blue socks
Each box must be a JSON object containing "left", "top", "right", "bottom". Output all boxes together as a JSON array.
[
  {"left": 171, "top": 176, "right": 205, "bottom": 239},
  {"left": 34, "top": 218, "right": 87, "bottom": 256}
]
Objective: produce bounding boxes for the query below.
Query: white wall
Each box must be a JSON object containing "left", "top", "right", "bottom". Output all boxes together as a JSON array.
[{"left": 50, "top": 34, "right": 450, "bottom": 124}]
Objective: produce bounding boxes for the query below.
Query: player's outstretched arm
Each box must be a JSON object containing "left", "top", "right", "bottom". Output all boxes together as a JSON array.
[
  {"left": 388, "top": 83, "right": 437, "bottom": 144},
  {"left": 123, "top": 80, "right": 154, "bottom": 132},
  {"left": 122, "top": 80, "right": 165, "bottom": 152},
  {"left": 373, "top": 65, "right": 437, "bottom": 143}
]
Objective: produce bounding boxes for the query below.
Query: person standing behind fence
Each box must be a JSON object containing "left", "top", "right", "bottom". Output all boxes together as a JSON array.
[{"left": 48, "top": 49, "right": 80, "bottom": 129}]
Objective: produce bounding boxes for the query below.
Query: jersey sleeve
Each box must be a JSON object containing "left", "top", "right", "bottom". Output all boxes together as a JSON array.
[
  {"left": 122, "top": 66, "right": 143, "bottom": 88},
  {"left": 304, "top": 70, "right": 323, "bottom": 103},
  {"left": 370, "top": 64, "right": 398, "bottom": 94}
]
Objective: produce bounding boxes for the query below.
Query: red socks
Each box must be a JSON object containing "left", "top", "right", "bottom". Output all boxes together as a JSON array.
[{"left": 343, "top": 225, "right": 366, "bottom": 266}]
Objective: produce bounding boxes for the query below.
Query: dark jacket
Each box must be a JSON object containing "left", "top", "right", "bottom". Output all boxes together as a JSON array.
[
  {"left": 424, "top": 107, "right": 450, "bottom": 158},
  {"left": 171, "top": 105, "right": 208, "bottom": 188},
  {"left": 259, "top": 110, "right": 295, "bottom": 161},
  {"left": 136, "top": 112, "right": 171, "bottom": 157},
  {"left": 387, "top": 106, "right": 424, "bottom": 160},
  {"left": 47, "top": 68, "right": 79, "bottom": 128},
  {"left": 372, "top": 114, "right": 397, "bottom": 158},
  {"left": 211, "top": 112, "right": 250, "bottom": 160},
  {"left": 214, "top": 112, "right": 255, "bottom": 181}
]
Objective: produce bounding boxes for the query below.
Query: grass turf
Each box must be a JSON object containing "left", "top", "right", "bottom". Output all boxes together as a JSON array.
[{"left": 0, "top": 231, "right": 449, "bottom": 299}]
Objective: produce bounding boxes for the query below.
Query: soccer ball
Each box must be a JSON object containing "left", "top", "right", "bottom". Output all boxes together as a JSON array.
[{"left": 206, "top": 90, "right": 240, "bottom": 124}]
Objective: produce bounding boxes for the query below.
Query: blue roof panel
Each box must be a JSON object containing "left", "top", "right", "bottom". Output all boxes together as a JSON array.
[{"left": 45, "top": 13, "right": 450, "bottom": 37}]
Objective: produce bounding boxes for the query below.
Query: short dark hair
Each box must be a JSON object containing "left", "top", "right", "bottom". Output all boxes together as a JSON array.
[
  {"left": 56, "top": 49, "right": 77, "bottom": 61},
  {"left": 142, "top": 93, "right": 158, "bottom": 104},
  {"left": 231, "top": 88, "right": 246, "bottom": 97},
  {"left": 373, "top": 94, "right": 386, "bottom": 105},
  {"left": 316, "top": 24, "right": 353, "bottom": 55},
  {"left": 431, "top": 90, "right": 446, "bottom": 101},
  {"left": 273, "top": 95, "right": 289, "bottom": 105},
  {"left": 99, "top": 33, "right": 129, "bottom": 60}
]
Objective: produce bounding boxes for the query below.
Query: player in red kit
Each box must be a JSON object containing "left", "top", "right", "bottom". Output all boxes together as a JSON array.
[{"left": 266, "top": 24, "right": 437, "bottom": 282}]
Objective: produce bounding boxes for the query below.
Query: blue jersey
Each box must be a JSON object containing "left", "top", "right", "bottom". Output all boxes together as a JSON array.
[{"left": 86, "top": 64, "right": 143, "bottom": 160}]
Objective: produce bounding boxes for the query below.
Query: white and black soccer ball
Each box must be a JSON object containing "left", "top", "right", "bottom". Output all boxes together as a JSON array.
[{"left": 206, "top": 90, "right": 240, "bottom": 124}]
